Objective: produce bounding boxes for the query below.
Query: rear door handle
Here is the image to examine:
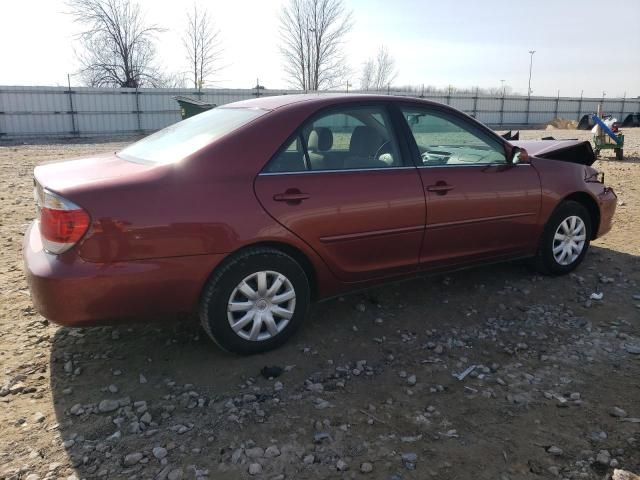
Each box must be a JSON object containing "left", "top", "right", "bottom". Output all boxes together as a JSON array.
[
  {"left": 426, "top": 183, "right": 454, "bottom": 195},
  {"left": 273, "top": 189, "right": 310, "bottom": 203}
]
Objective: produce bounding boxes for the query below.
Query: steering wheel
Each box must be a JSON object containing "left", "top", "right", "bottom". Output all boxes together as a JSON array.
[{"left": 372, "top": 140, "right": 393, "bottom": 164}]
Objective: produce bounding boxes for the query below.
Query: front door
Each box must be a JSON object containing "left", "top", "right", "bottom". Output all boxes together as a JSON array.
[
  {"left": 254, "top": 104, "right": 426, "bottom": 282},
  {"left": 398, "top": 105, "right": 541, "bottom": 268}
]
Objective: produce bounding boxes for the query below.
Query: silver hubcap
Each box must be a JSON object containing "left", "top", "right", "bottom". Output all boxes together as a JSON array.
[
  {"left": 553, "top": 216, "right": 586, "bottom": 266},
  {"left": 227, "top": 271, "right": 296, "bottom": 342}
]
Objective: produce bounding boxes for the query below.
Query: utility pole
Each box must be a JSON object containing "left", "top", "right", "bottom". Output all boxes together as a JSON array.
[
  {"left": 67, "top": 73, "right": 77, "bottom": 136},
  {"left": 499, "top": 81, "right": 506, "bottom": 126},
  {"left": 577, "top": 89, "right": 584, "bottom": 121}
]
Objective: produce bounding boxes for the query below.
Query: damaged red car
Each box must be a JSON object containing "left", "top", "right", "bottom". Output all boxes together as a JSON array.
[{"left": 23, "top": 94, "right": 617, "bottom": 354}]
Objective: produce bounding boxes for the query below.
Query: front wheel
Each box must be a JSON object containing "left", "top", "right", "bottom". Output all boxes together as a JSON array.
[
  {"left": 534, "top": 201, "right": 592, "bottom": 275},
  {"left": 200, "top": 247, "right": 310, "bottom": 354}
]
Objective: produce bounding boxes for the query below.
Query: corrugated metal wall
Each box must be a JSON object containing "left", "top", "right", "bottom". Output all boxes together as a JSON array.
[{"left": 1, "top": 85, "right": 638, "bottom": 138}]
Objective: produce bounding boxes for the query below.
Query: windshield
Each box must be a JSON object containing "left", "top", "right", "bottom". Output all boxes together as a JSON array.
[{"left": 118, "top": 107, "right": 267, "bottom": 164}]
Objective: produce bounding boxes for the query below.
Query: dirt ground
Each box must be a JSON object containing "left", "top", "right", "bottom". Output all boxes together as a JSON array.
[{"left": 1, "top": 129, "right": 639, "bottom": 480}]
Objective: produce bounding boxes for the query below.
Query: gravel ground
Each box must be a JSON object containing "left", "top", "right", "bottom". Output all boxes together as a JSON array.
[{"left": 1, "top": 129, "right": 639, "bottom": 480}]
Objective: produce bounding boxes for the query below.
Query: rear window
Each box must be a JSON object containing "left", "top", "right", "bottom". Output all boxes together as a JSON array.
[{"left": 118, "top": 107, "right": 267, "bottom": 164}]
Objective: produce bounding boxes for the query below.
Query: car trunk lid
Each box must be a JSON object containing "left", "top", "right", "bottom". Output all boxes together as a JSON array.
[{"left": 33, "top": 152, "right": 161, "bottom": 194}]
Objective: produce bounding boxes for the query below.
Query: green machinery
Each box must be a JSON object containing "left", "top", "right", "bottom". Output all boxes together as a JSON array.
[{"left": 591, "top": 114, "right": 624, "bottom": 160}]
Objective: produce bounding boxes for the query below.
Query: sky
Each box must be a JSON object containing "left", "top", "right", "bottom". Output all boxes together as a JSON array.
[{"left": 0, "top": 0, "right": 638, "bottom": 97}]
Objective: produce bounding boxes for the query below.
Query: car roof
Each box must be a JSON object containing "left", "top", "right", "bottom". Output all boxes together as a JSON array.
[{"left": 221, "top": 93, "right": 440, "bottom": 111}]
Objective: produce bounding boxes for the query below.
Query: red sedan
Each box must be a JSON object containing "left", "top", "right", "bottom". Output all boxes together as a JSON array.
[{"left": 23, "top": 94, "right": 617, "bottom": 354}]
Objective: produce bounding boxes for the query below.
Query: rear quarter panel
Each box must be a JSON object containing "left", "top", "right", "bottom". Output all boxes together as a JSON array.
[{"left": 67, "top": 107, "right": 309, "bottom": 263}]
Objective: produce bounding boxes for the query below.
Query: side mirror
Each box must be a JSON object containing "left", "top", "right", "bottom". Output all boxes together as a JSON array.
[{"left": 510, "top": 147, "right": 530, "bottom": 165}]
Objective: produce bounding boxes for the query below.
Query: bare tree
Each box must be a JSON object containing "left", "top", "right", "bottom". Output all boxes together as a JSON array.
[
  {"left": 157, "top": 71, "right": 189, "bottom": 88},
  {"left": 68, "top": 0, "right": 164, "bottom": 87},
  {"left": 391, "top": 84, "right": 524, "bottom": 96},
  {"left": 485, "top": 85, "right": 514, "bottom": 96},
  {"left": 280, "top": 0, "right": 353, "bottom": 91},
  {"left": 373, "top": 46, "right": 397, "bottom": 90},
  {"left": 183, "top": 4, "right": 223, "bottom": 90},
  {"left": 360, "top": 59, "right": 374, "bottom": 91},
  {"left": 361, "top": 45, "right": 397, "bottom": 91}
]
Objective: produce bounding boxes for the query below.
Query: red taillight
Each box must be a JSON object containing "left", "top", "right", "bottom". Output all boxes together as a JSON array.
[
  {"left": 35, "top": 184, "right": 90, "bottom": 254},
  {"left": 40, "top": 208, "right": 90, "bottom": 244}
]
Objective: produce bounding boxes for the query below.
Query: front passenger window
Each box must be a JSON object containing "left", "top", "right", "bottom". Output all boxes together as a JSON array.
[{"left": 402, "top": 109, "right": 506, "bottom": 167}]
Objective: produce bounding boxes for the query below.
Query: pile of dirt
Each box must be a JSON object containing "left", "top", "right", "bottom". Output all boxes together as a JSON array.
[{"left": 545, "top": 118, "right": 578, "bottom": 130}]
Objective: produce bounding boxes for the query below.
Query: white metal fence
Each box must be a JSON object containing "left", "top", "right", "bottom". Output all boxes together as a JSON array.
[{"left": 1, "top": 85, "right": 638, "bottom": 139}]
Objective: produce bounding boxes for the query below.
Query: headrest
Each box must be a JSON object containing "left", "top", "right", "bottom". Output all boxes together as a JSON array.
[
  {"left": 349, "top": 126, "right": 382, "bottom": 157},
  {"left": 308, "top": 127, "right": 333, "bottom": 152}
]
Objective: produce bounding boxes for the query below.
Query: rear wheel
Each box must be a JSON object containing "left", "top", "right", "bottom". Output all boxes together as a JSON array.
[
  {"left": 200, "top": 247, "right": 310, "bottom": 354},
  {"left": 534, "top": 201, "right": 592, "bottom": 275}
]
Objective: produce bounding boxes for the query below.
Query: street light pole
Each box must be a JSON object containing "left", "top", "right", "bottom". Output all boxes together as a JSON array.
[
  {"left": 525, "top": 50, "right": 535, "bottom": 125},
  {"left": 527, "top": 50, "right": 536, "bottom": 96}
]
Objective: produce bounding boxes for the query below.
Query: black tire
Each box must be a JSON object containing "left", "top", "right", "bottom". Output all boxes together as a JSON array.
[
  {"left": 615, "top": 148, "right": 623, "bottom": 160},
  {"left": 534, "top": 200, "right": 592, "bottom": 275},
  {"left": 199, "top": 247, "right": 310, "bottom": 355}
]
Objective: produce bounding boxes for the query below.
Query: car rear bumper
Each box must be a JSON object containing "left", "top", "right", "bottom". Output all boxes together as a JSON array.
[
  {"left": 23, "top": 222, "right": 225, "bottom": 326},
  {"left": 596, "top": 187, "right": 617, "bottom": 238}
]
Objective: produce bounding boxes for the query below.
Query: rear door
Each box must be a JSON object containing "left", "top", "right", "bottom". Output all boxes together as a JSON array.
[
  {"left": 397, "top": 105, "right": 541, "bottom": 268},
  {"left": 254, "top": 104, "right": 426, "bottom": 282}
]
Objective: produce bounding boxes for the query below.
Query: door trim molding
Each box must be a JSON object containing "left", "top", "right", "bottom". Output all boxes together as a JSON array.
[
  {"left": 426, "top": 212, "right": 536, "bottom": 230},
  {"left": 320, "top": 224, "right": 425, "bottom": 243}
]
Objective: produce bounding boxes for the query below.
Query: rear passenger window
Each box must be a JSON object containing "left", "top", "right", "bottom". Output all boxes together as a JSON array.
[
  {"left": 263, "top": 106, "right": 403, "bottom": 173},
  {"left": 263, "top": 135, "right": 308, "bottom": 173}
]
